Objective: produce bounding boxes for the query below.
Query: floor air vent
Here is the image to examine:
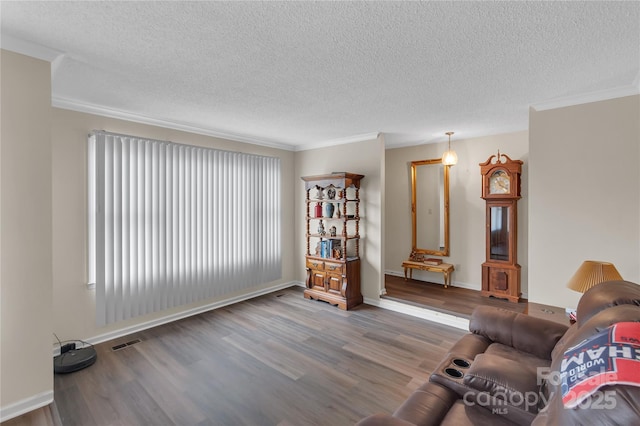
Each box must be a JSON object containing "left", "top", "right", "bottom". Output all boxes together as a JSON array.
[{"left": 111, "top": 338, "right": 142, "bottom": 351}]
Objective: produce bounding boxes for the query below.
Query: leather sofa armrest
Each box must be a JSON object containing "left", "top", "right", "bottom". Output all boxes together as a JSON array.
[{"left": 469, "top": 306, "right": 568, "bottom": 360}]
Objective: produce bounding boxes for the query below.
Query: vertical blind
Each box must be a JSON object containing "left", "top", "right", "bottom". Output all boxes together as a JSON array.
[{"left": 88, "top": 131, "right": 281, "bottom": 326}]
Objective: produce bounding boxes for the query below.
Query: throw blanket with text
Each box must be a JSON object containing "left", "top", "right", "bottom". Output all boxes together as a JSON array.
[{"left": 561, "top": 322, "right": 640, "bottom": 408}]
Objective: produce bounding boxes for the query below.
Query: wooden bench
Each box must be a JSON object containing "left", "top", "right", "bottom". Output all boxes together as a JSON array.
[{"left": 401, "top": 260, "right": 455, "bottom": 288}]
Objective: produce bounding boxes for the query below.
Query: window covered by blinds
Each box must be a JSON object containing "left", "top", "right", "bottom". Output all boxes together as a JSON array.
[{"left": 88, "top": 131, "right": 281, "bottom": 326}]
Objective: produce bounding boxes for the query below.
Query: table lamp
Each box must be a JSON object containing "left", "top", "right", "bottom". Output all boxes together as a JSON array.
[{"left": 567, "top": 260, "right": 623, "bottom": 293}]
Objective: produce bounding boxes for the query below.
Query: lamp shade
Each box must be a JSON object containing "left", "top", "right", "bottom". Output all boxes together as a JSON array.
[
  {"left": 441, "top": 131, "right": 458, "bottom": 166},
  {"left": 442, "top": 150, "right": 458, "bottom": 166},
  {"left": 566, "top": 260, "right": 623, "bottom": 293}
]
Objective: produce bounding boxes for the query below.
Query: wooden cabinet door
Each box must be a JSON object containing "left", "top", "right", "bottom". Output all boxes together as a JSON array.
[
  {"left": 327, "top": 274, "right": 343, "bottom": 296},
  {"left": 310, "top": 271, "right": 326, "bottom": 291}
]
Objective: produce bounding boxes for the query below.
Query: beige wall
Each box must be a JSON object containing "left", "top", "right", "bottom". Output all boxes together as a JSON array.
[
  {"left": 385, "top": 132, "right": 529, "bottom": 294},
  {"left": 0, "top": 51, "right": 53, "bottom": 414},
  {"left": 294, "top": 136, "right": 385, "bottom": 300},
  {"left": 529, "top": 95, "right": 640, "bottom": 308},
  {"left": 51, "top": 108, "right": 296, "bottom": 342}
]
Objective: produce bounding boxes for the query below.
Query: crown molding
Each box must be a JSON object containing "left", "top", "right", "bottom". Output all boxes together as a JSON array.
[
  {"left": 530, "top": 85, "right": 640, "bottom": 112},
  {"left": 294, "top": 132, "right": 380, "bottom": 152},
  {"left": 0, "top": 34, "right": 63, "bottom": 62},
  {"left": 384, "top": 126, "right": 528, "bottom": 150},
  {"left": 52, "top": 97, "right": 297, "bottom": 151}
]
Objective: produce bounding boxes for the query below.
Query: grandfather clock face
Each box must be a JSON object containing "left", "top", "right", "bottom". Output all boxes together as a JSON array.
[{"left": 489, "top": 170, "right": 510, "bottom": 195}]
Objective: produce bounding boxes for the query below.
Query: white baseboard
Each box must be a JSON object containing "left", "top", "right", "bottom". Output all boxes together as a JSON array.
[
  {"left": 364, "top": 297, "right": 469, "bottom": 331},
  {"left": 56, "top": 281, "right": 299, "bottom": 352},
  {"left": 0, "top": 390, "right": 53, "bottom": 423}
]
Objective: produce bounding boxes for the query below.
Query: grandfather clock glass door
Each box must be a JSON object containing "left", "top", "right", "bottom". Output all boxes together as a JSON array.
[
  {"left": 483, "top": 200, "right": 520, "bottom": 301},
  {"left": 489, "top": 205, "right": 510, "bottom": 262}
]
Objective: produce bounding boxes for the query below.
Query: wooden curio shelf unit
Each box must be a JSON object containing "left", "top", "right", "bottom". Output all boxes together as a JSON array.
[{"left": 301, "top": 172, "right": 364, "bottom": 310}]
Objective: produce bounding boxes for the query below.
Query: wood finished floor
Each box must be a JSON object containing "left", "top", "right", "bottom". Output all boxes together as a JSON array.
[
  {"left": 384, "top": 274, "right": 528, "bottom": 318},
  {"left": 53, "top": 286, "right": 466, "bottom": 426}
]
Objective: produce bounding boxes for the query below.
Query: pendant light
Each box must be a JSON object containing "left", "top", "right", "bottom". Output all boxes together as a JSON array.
[{"left": 442, "top": 131, "right": 458, "bottom": 166}]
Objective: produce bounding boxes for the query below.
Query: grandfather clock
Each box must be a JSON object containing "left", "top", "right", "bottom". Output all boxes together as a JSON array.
[{"left": 480, "top": 152, "right": 523, "bottom": 302}]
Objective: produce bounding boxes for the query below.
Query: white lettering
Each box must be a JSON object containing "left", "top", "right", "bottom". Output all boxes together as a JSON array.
[
  {"left": 586, "top": 347, "right": 606, "bottom": 360},
  {"left": 602, "top": 390, "right": 617, "bottom": 409},
  {"left": 609, "top": 346, "right": 632, "bottom": 358},
  {"left": 493, "top": 390, "right": 508, "bottom": 404},
  {"left": 477, "top": 391, "right": 491, "bottom": 406},
  {"left": 509, "top": 391, "right": 524, "bottom": 406},
  {"left": 463, "top": 392, "right": 475, "bottom": 407},
  {"left": 569, "top": 358, "right": 605, "bottom": 377},
  {"left": 562, "top": 353, "right": 584, "bottom": 370}
]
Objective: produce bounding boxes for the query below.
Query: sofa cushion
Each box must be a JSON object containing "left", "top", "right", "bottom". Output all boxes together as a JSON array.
[
  {"left": 470, "top": 306, "right": 568, "bottom": 360},
  {"left": 485, "top": 342, "right": 550, "bottom": 367},
  {"left": 576, "top": 280, "right": 640, "bottom": 326},
  {"left": 462, "top": 353, "right": 541, "bottom": 424}
]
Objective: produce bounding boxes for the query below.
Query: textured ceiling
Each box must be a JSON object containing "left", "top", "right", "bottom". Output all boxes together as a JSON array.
[{"left": 1, "top": 1, "right": 639, "bottom": 150}]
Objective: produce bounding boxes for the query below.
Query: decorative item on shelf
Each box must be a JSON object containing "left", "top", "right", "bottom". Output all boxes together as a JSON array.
[
  {"left": 314, "top": 202, "right": 322, "bottom": 218},
  {"left": 315, "top": 186, "right": 324, "bottom": 200},
  {"left": 320, "top": 240, "right": 328, "bottom": 258},
  {"left": 314, "top": 241, "right": 321, "bottom": 256},
  {"left": 442, "top": 131, "right": 458, "bottom": 166},
  {"left": 327, "top": 187, "right": 336, "bottom": 200},
  {"left": 317, "top": 221, "right": 325, "bottom": 235},
  {"left": 329, "top": 226, "right": 337, "bottom": 237},
  {"left": 337, "top": 190, "right": 343, "bottom": 199},
  {"left": 409, "top": 251, "right": 424, "bottom": 262},
  {"left": 424, "top": 258, "right": 443, "bottom": 266},
  {"left": 331, "top": 240, "right": 342, "bottom": 259},
  {"left": 325, "top": 202, "right": 335, "bottom": 218},
  {"left": 335, "top": 208, "right": 341, "bottom": 218},
  {"left": 567, "top": 260, "right": 623, "bottom": 293}
]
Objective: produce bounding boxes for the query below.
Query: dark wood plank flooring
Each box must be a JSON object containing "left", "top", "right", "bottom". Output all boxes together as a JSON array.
[
  {"left": 384, "top": 274, "right": 527, "bottom": 317},
  {"left": 384, "top": 274, "right": 569, "bottom": 325},
  {"left": 53, "top": 287, "right": 466, "bottom": 426}
]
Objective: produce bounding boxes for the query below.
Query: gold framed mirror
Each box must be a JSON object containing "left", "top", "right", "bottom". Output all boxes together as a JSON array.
[{"left": 411, "top": 159, "right": 450, "bottom": 256}]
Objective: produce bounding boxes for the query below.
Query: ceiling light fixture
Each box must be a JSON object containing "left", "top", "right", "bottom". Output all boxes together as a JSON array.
[{"left": 442, "top": 132, "right": 458, "bottom": 166}]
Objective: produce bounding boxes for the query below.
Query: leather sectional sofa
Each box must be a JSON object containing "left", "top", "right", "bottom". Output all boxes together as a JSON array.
[{"left": 357, "top": 280, "right": 640, "bottom": 425}]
